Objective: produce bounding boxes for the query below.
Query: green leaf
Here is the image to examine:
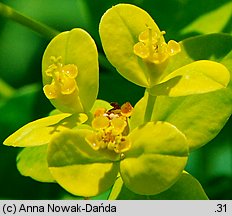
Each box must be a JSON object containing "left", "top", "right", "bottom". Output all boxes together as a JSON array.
[
  {"left": 133, "top": 85, "right": 232, "bottom": 151},
  {"left": 42, "top": 28, "right": 99, "bottom": 113},
  {"left": 47, "top": 129, "right": 119, "bottom": 197},
  {"left": 109, "top": 171, "right": 208, "bottom": 200},
  {"left": 120, "top": 121, "right": 188, "bottom": 195},
  {"left": 181, "top": 2, "right": 232, "bottom": 35},
  {"left": 108, "top": 176, "right": 145, "bottom": 200},
  {"left": 163, "top": 33, "right": 232, "bottom": 76},
  {"left": 149, "top": 60, "right": 230, "bottom": 97},
  {"left": 131, "top": 34, "right": 232, "bottom": 150},
  {"left": 0, "top": 78, "right": 15, "bottom": 100},
  {"left": 49, "top": 109, "right": 63, "bottom": 116},
  {"left": 85, "top": 99, "right": 113, "bottom": 125},
  {"left": 99, "top": 4, "right": 164, "bottom": 88},
  {"left": 222, "top": 49, "right": 232, "bottom": 72},
  {"left": 4, "top": 113, "right": 87, "bottom": 147},
  {"left": 153, "top": 90, "right": 232, "bottom": 151},
  {"left": 90, "top": 99, "right": 112, "bottom": 113},
  {"left": 108, "top": 177, "right": 124, "bottom": 200},
  {"left": 129, "top": 92, "right": 147, "bottom": 131},
  {"left": 17, "top": 145, "right": 54, "bottom": 183},
  {"left": 0, "top": 84, "right": 41, "bottom": 134},
  {"left": 151, "top": 171, "right": 208, "bottom": 200}
]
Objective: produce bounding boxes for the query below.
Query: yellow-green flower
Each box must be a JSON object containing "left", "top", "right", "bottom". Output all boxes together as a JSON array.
[
  {"left": 3, "top": 28, "right": 99, "bottom": 185},
  {"left": 43, "top": 56, "right": 79, "bottom": 99},
  {"left": 46, "top": 102, "right": 189, "bottom": 196},
  {"left": 99, "top": 4, "right": 182, "bottom": 88},
  {"left": 42, "top": 28, "right": 99, "bottom": 113},
  {"left": 99, "top": 4, "right": 230, "bottom": 96},
  {"left": 87, "top": 102, "right": 133, "bottom": 154},
  {"left": 133, "top": 29, "right": 180, "bottom": 64},
  {"left": 4, "top": 28, "right": 99, "bottom": 148}
]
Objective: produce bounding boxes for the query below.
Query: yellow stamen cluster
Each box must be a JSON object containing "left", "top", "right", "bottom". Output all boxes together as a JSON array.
[
  {"left": 133, "top": 28, "right": 181, "bottom": 64},
  {"left": 87, "top": 102, "right": 133, "bottom": 154},
  {"left": 43, "top": 56, "right": 78, "bottom": 99}
]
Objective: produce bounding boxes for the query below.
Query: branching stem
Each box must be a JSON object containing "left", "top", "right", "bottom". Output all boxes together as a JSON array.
[
  {"left": 144, "top": 92, "right": 156, "bottom": 123},
  {"left": 0, "top": 79, "right": 15, "bottom": 99},
  {"left": 0, "top": 2, "right": 59, "bottom": 40}
]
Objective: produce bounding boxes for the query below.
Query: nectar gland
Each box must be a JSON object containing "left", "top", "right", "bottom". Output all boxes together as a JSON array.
[
  {"left": 43, "top": 56, "right": 78, "bottom": 99},
  {"left": 86, "top": 102, "right": 133, "bottom": 155},
  {"left": 133, "top": 27, "right": 181, "bottom": 64}
]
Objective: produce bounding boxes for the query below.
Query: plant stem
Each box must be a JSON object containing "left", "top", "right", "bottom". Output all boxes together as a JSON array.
[
  {"left": 0, "top": 79, "right": 15, "bottom": 99},
  {"left": 144, "top": 92, "right": 156, "bottom": 123},
  {"left": 0, "top": 2, "right": 59, "bottom": 40}
]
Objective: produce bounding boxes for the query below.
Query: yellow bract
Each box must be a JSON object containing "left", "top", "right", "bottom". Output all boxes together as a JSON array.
[
  {"left": 43, "top": 56, "right": 78, "bottom": 99},
  {"left": 133, "top": 28, "right": 181, "bottom": 64},
  {"left": 86, "top": 102, "right": 133, "bottom": 154}
]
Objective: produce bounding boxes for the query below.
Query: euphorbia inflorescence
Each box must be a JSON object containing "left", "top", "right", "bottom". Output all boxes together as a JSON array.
[
  {"left": 133, "top": 28, "right": 181, "bottom": 64},
  {"left": 87, "top": 102, "right": 133, "bottom": 154},
  {"left": 43, "top": 56, "right": 78, "bottom": 99}
]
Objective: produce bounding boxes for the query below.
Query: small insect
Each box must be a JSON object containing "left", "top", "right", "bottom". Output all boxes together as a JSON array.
[
  {"left": 107, "top": 102, "right": 121, "bottom": 115},
  {"left": 107, "top": 102, "right": 133, "bottom": 117}
]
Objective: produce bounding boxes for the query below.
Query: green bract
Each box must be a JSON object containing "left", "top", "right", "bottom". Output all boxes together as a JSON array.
[
  {"left": 130, "top": 33, "right": 232, "bottom": 151},
  {"left": 100, "top": 4, "right": 230, "bottom": 95},
  {"left": 47, "top": 129, "right": 119, "bottom": 197},
  {"left": 17, "top": 145, "right": 54, "bottom": 183},
  {"left": 4, "top": 113, "right": 87, "bottom": 147},
  {"left": 99, "top": 4, "right": 162, "bottom": 87},
  {"left": 109, "top": 171, "right": 208, "bottom": 200},
  {"left": 42, "top": 28, "right": 99, "bottom": 113},
  {"left": 150, "top": 60, "right": 230, "bottom": 97},
  {"left": 47, "top": 121, "right": 188, "bottom": 196},
  {"left": 120, "top": 122, "right": 188, "bottom": 195}
]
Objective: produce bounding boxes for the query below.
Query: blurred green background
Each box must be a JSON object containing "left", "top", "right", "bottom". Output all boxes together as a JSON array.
[{"left": 0, "top": 0, "right": 231, "bottom": 199}]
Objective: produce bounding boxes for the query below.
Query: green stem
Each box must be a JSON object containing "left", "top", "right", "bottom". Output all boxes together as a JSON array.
[
  {"left": 0, "top": 79, "right": 15, "bottom": 99},
  {"left": 0, "top": 3, "right": 110, "bottom": 71},
  {"left": 144, "top": 92, "right": 156, "bottom": 123},
  {"left": 0, "top": 2, "right": 59, "bottom": 40}
]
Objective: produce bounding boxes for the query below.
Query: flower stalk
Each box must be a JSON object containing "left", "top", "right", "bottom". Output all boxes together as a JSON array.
[
  {"left": 0, "top": 79, "right": 15, "bottom": 99},
  {"left": 144, "top": 93, "right": 156, "bottom": 123}
]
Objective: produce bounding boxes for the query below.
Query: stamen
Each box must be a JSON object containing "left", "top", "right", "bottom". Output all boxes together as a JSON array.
[{"left": 86, "top": 102, "right": 133, "bottom": 155}]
